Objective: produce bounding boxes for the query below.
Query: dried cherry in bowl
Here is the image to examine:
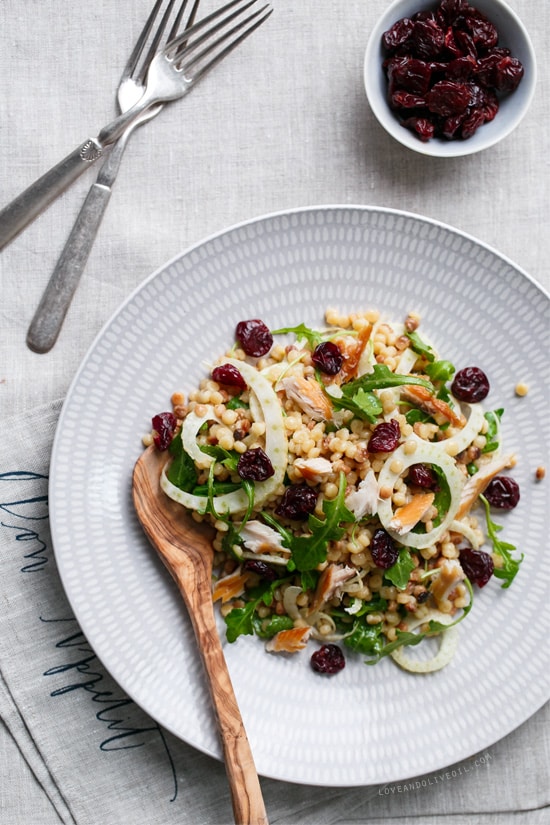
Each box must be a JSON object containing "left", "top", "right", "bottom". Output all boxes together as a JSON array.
[{"left": 364, "top": 0, "right": 536, "bottom": 157}]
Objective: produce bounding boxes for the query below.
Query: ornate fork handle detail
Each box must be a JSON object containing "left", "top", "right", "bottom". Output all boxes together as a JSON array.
[
  {"left": 0, "top": 0, "right": 273, "bottom": 253},
  {"left": 80, "top": 140, "right": 104, "bottom": 161},
  {"left": 0, "top": 140, "right": 106, "bottom": 250},
  {"left": 0, "top": 110, "right": 149, "bottom": 252}
]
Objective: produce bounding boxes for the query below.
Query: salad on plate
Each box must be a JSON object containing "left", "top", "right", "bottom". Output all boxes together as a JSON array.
[{"left": 144, "top": 308, "right": 523, "bottom": 675}]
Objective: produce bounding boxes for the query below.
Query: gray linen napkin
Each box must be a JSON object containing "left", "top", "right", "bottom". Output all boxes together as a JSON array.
[{"left": 1, "top": 400, "right": 548, "bottom": 825}]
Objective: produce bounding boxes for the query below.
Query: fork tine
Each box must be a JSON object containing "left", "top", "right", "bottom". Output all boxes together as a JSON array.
[
  {"left": 141, "top": 0, "right": 179, "bottom": 74},
  {"left": 164, "top": 0, "right": 253, "bottom": 56},
  {"left": 177, "top": 5, "right": 272, "bottom": 80},
  {"left": 167, "top": 0, "right": 200, "bottom": 42},
  {"left": 137, "top": 0, "right": 201, "bottom": 84},
  {"left": 120, "top": 0, "right": 164, "bottom": 83}
]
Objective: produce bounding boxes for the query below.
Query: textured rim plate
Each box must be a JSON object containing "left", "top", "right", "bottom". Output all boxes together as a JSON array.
[{"left": 50, "top": 206, "right": 550, "bottom": 787}]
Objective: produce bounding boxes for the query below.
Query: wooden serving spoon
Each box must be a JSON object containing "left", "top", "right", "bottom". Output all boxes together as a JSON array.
[{"left": 132, "top": 445, "right": 268, "bottom": 825}]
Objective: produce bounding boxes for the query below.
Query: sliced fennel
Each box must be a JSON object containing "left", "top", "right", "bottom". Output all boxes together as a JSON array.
[
  {"left": 181, "top": 406, "right": 221, "bottom": 468},
  {"left": 438, "top": 402, "right": 484, "bottom": 456},
  {"left": 377, "top": 435, "right": 465, "bottom": 549},
  {"left": 390, "top": 610, "right": 459, "bottom": 673},
  {"left": 161, "top": 358, "right": 288, "bottom": 515}
]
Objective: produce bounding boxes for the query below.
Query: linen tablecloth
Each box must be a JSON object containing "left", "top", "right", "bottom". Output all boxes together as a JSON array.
[{"left": 1, "top": 1, "right": 548, "bottom": 823}]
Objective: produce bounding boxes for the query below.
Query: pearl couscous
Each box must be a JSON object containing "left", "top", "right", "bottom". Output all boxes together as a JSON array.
[{"left": 148, "top": 309, "right": 523, "bottom": 674}]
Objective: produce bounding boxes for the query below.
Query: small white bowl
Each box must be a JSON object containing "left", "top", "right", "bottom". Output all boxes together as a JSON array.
[{"left": 364, "top": 0, "right": 537, "bottom": 156}]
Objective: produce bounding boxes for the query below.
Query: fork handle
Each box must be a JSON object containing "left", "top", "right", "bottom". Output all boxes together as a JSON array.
[
  {"left": 26, "top": 132, "right": 134, "bottom": 353},
  {"left": 0, "top": 139, "right": 104, "bottom": 250},
  {"left": 26, "top": 180, "right": 112, "bottom": 353}
]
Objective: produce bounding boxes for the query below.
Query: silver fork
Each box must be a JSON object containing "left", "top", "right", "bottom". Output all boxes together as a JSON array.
[
  {"left": 26, "top": 0, "right": 201, "bottom": 355},
  {"left": 0, "top": 0, "right": 273, "bottom": 251}
]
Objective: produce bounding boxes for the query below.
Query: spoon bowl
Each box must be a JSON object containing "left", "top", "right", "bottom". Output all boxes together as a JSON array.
[{"left": 132, "top": 445, "right": 268, "bottom": 825}]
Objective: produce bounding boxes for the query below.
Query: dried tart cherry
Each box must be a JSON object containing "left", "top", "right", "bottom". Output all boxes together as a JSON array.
[{"left": 381, "top": 0, "right": 525, "bottom": 143}]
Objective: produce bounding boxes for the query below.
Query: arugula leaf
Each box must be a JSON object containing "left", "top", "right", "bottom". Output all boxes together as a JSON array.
[
  {"left": 480, "top": 494, "right": 523, "bottom": 588},
  {"left": 384, "top": 547, "right": 415, "bottom": 590},
  {"left": 364, "top": 629, "right": 426, "bottom": 664},
  {"left": 271, "top": 323, "right": 325, "bottom": 348},
  {"left": 259, "top": 511, "right": 294, "bottom": 548},
  {"left": 225, "top": 602, "right": 257, "bottom": 643},
  {"left": 431, "top": 465, "right": 451, "bottom": 527},
  {"left": 166, "top": 434, "right": 198, "bottom": 492},
  {"left": 363, "top": 579, "right": 474, "bottom": 664},
  {"left": 330, "top": 364, "right": 433, "bottom": 424},
  {"left": 224, "top": 577, "right": 291, "bottom": 642},
  {"left": 343, "top": 364, "right": 433, "bottom": 395},
  {"left": 406, "top": 331, "right": 435, "bottom": 362},
  {"left": 290, "top": 473, "right": 355, "bottom": 572},
  {"left": 405, "top": 408, "right": 434, "bottom": 426},
  {"left": 354, "top": 594, "right": 388, "bottom": 615},
  {"left": 272, "top": 322, "right": 354, "bottom": 349},
  {"left": 410, "top": 465, "right": 450, "bottom": 534},
  {"left": 226, "top": 396, "right": 249, "bottom": 411},
  {"left": 252, "top": 613, "right": 294, "bottom": 639},
  {"left": 427, "top": 578, "right": 474, "bottom": 632},
  {"left": 199, "top": 444, "right": 240, "bottom": 473},
  {"left": 221, "top": 521, "right": 245, "bottom": 560},
  {"left": 192, "top": 482, "right": 242, "bottom": 496},
  {"left": 482, "top": 409, "right": 504, "bottom": 454},
  {"left": 300, "top": 569, "right": 320, "bottom": 592},
  {"left": 331, "top": 386, "right": 383, "bottom": 423},
  {"left": 425, "top": 359, "right": 455, "bottom": 383},
  {"left": 239, "top": 480, "right": 256, "bottom": 532},
  {"left": 344, "top": 621, "right": 383, "bottom": 656},
  {"left": 333, "top": 593, "right": 388, "bottom": 620},
  {"left": 436, "top": 384, "right": 453, "bottom": 404}
]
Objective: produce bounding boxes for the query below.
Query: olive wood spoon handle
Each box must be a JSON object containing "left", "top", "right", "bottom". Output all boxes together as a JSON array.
[{"left": 132, "top": 447, "right": 268, "bottom": 825}]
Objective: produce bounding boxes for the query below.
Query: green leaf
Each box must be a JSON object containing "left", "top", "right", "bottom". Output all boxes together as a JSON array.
[
  {"left": 406, "top": 331, "right": 435, "bottom": 362},
  {"left": 361, "top": 579, "right": 474, "bottom": 664},
  {"left": 272, "top": 322, "right": 354, "bottom": 349},
  {"left": 252, "top": 614, "right": 294, "bottom": 639},
  {"left": 482, "top": 409, "right": 504, "bottom": 454},
  {"left": 271, "top": 323, "right": 324, "bottom": 348},
  {"left": 344, "top": 621, "right": 383, "bottom": 656},
  {"left": 436, "top": 387, "right": 453, "bottom": 406},
  {"left": 259, "top": 511, "right": 295, "bottom": 549},
  {"left": 431, "top": 465, "right": 451, "bottom": 527},
  {"left": 166, "top": 435, "right": 198, "bottom": 492},
  {"left": 240, "top": 479, "right": 256, "bottom": 531},
  {"left": 384, "top": 547, "right": 415, "bottom": 590},
  {"left": 331, "top": 364, "right": 433, "bottom": 424},
  {"left": 427, "top": 578, "right": 474, "bottom": 631},
  {"left": 354, "top": 594, "right": 388, "bottom": 615},
  {"left": 425, "top": 359, "right": 455, "bottom": 382},
  {"left": 331, "top": 386, "right": 383, "bottom": 423},
  {"left": 480, "top": 494, "right": 523, "bottom": 588},
  {"left": 199, "top": 444, "right": 240, "bottom": 473},
  {"left": 300, "top": 569, "right": 320, "bottom": 592},
  {"left": 405, "top": 408, "right": 434, "bottom": 426},
  {"left": 344, "top": 363, "right": 433, "bottom": 395},
  {"left": 224, "top": 602, "right": 257, "bottom": 643},
  {"left": 290, "top": 473, "right": 355, "bottom": 572},
  {"left": 221, "top": 522, "right": 244, "bottom": 560},
  {"left": 224, "top": 575, "right": 293, "bottom": 642},
  {"left": 226, "top": 396, "right": 249, "bottom": 410},
  {"left": 364, "top": 629, "right": 426, "bottom": 664},
  {"left": 192, "top": 481, "right": 242, "bottom": 496}
]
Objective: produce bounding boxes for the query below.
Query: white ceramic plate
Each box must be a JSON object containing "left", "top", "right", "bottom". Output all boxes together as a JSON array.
[{"left": 50, "top": 206, "right": 550, "bottom": 787}]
